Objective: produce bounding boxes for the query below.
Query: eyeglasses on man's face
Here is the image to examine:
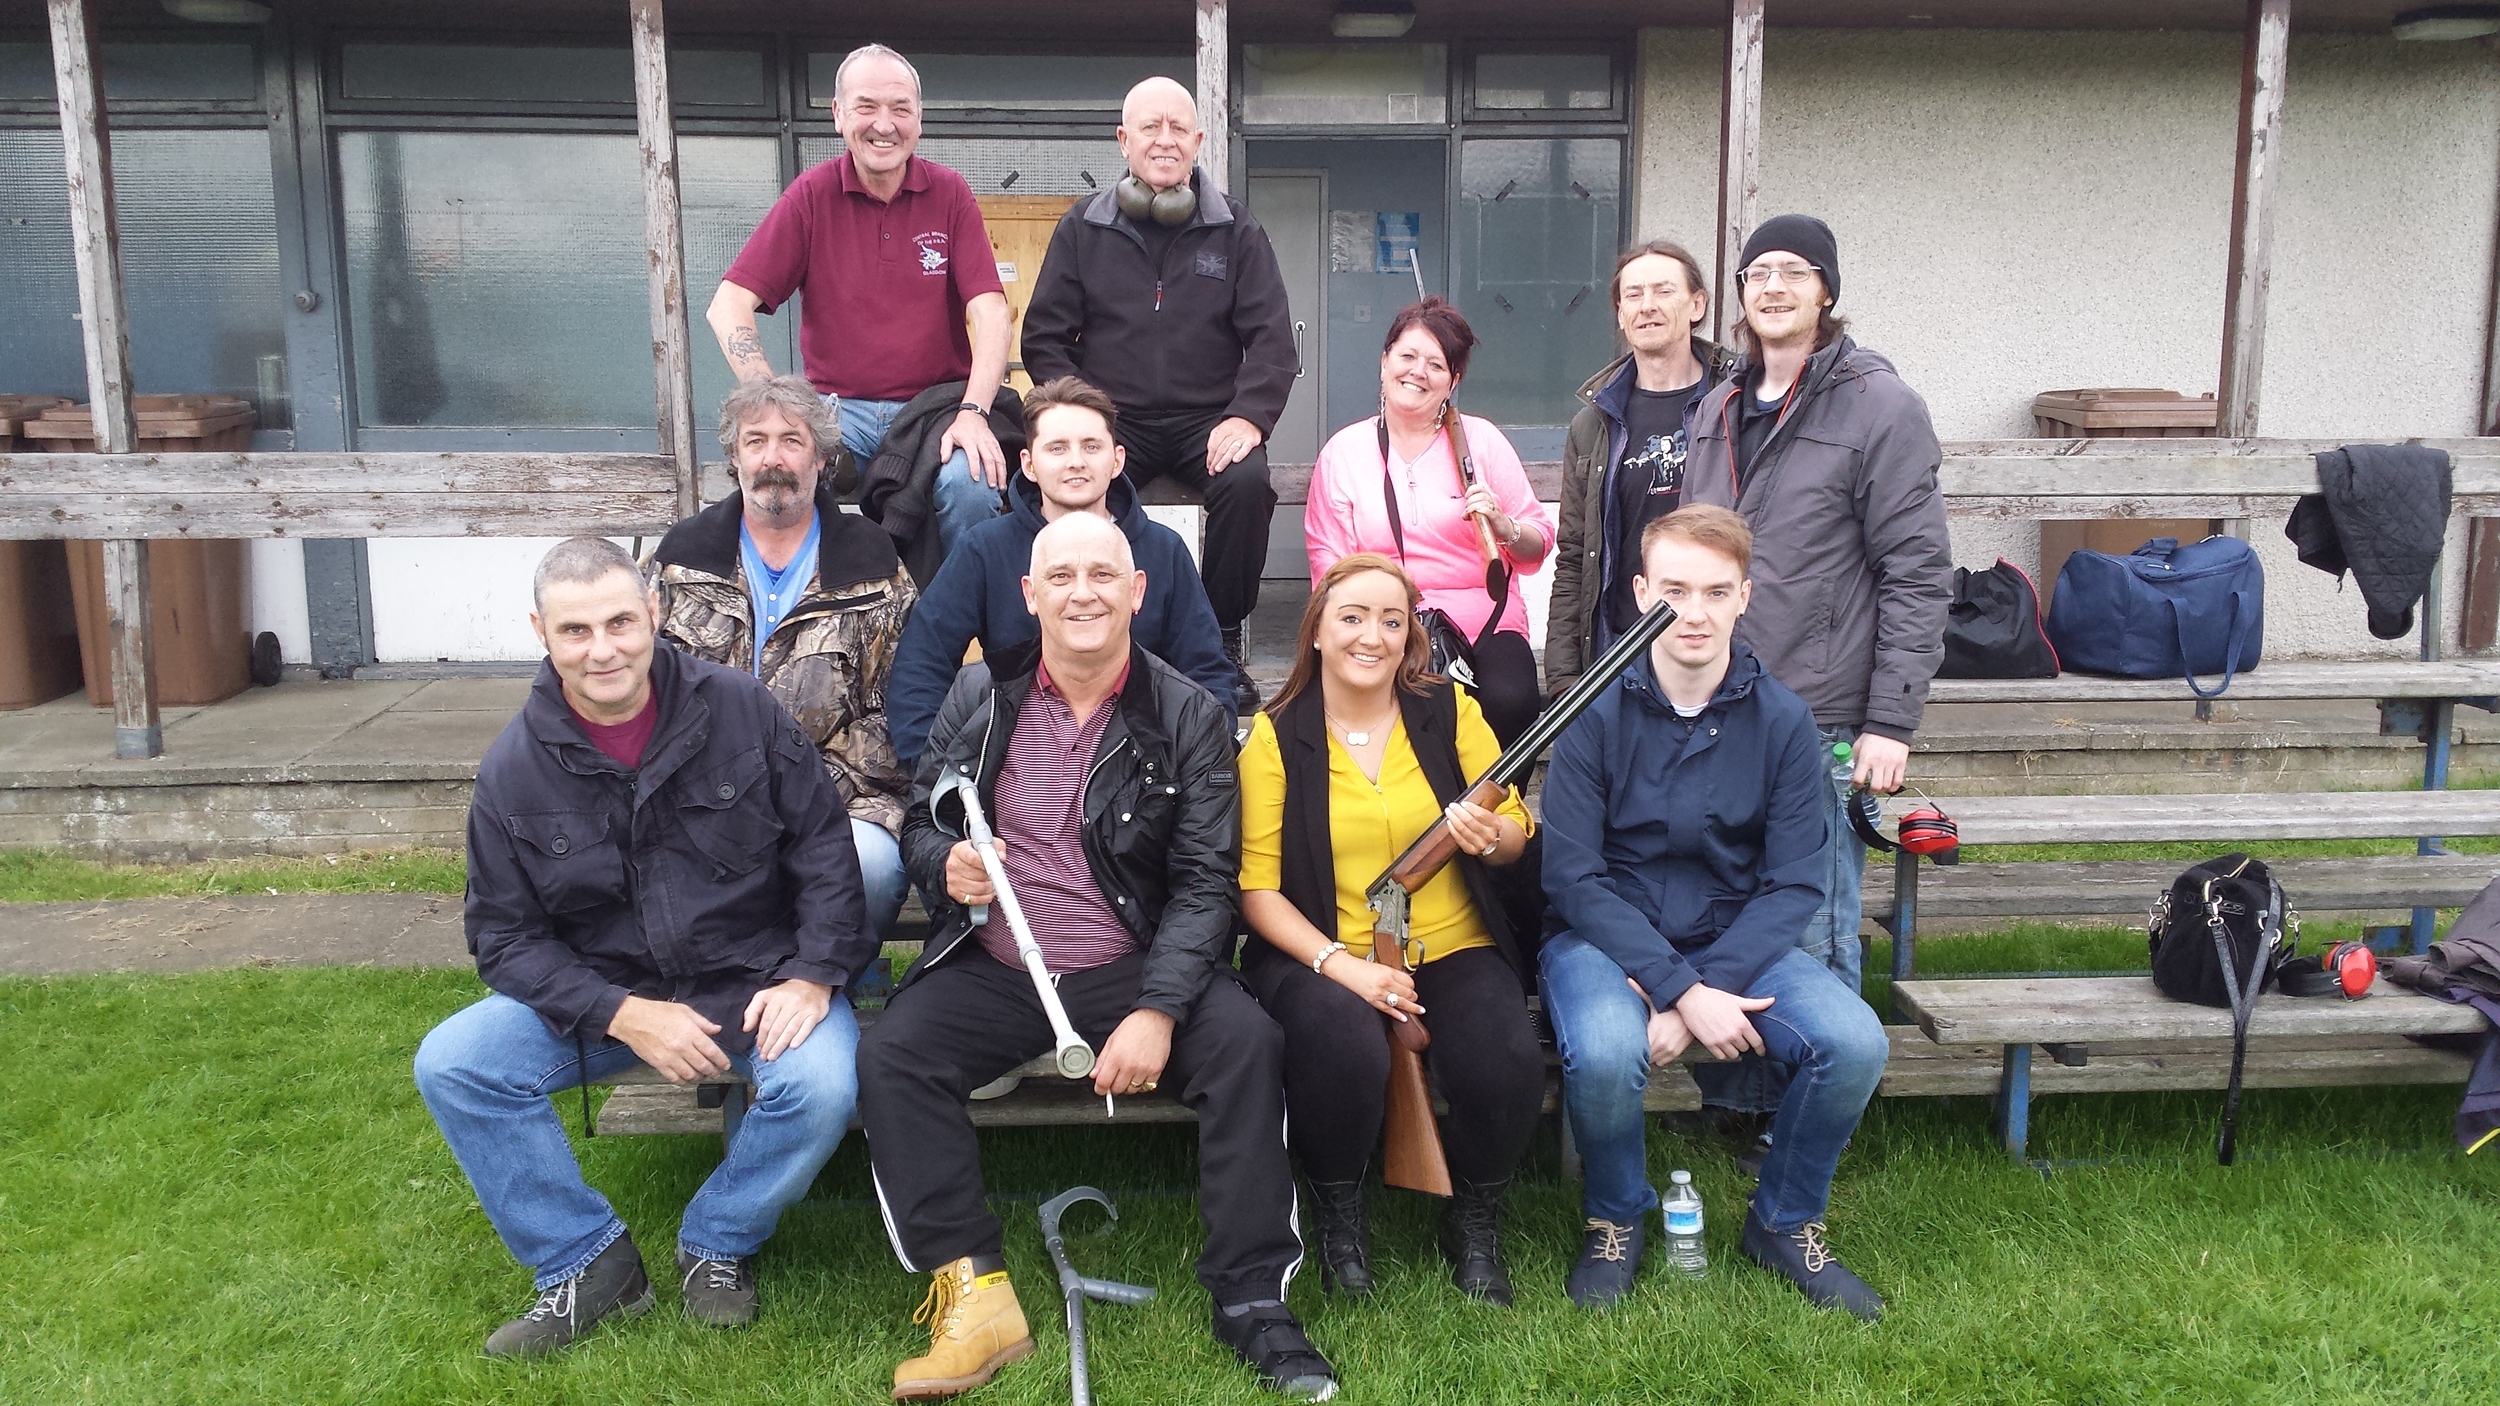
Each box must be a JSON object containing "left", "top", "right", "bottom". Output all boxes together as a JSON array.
[{"left": 1738, "top": 263, "right": 1822, "bottom": 289}]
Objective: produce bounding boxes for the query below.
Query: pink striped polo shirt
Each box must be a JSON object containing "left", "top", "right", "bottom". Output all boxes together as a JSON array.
[{"left": 975, "top": 657, "right": 1138, "bottom": 974}]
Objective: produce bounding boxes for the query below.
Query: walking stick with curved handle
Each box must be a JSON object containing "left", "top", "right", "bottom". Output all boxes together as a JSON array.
[{"left": 933, "top": 769, "right": 1096, "bottom": 1080}]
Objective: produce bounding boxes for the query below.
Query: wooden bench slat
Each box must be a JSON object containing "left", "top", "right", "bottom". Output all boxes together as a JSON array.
[
  {"left": 1863, "top": 853, "right": 2499, "bottom": 919},
  {"left": 1928, "top": 659, "right": 2500, "bottom": 705},
  {"left": 1892, "top": 975, "right": 2488, "bottom": 1044},
  {"left": 1920, "top": 791, "right": 2500, "bottom": 847}
]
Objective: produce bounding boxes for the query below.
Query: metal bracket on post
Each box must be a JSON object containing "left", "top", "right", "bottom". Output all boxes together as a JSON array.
[
  {"left": 1995, "top": 1043, "right": 2033, "bottom": 1162},
  {"left": 1889, "top": 846, "right": 1920, "bottom": 989}
]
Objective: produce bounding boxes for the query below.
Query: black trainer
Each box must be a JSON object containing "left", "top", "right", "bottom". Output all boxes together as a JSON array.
[
  {"left": 1740, "top": 1208, "right": 1885, "bottom": 1322},
  {"left": 1213, "top": 1301, "right": 1338, "bottom": 1402},
  {"left": 1305, "top": 1180, "right": 1373, "bottom": 1297},
  {"left": 483, "top": 1230, "right": 654, "bottom": 1357},
  {"left": 676, "top": 1248, "right": 757, "bottom": 1327},
  {"left": 1737, "top": 1130, "right": 1774, "bottom": 1179},
  {"left": 1564, "top": 1215, "right": 1644, "bottom": 1310},
  {"left": 1218, "top": 624, "right": 1263, "bottom": 714},
  {"left": 1438, "top": 1178, "right": 1513, "bottom": 1306}
]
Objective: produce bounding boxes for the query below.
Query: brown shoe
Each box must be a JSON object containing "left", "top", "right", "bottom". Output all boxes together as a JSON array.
[{"left": 891, "top": 1257, "right": 1035, "bottom": 1400}]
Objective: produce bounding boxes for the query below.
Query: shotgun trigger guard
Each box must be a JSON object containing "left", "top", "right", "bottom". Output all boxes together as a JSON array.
[{"left": 1366, "top": 879, "right": 1417, "bottom": 970}]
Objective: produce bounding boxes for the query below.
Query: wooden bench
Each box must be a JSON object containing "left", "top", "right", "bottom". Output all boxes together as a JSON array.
[
  {"left": 1892, "top": 975, "right": 2483, "bottom": 1160},
  {"left": 1875, "top": 791, "right": 2500, "bottom": 980}
]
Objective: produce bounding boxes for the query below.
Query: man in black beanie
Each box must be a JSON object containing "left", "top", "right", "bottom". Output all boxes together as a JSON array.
[{"left": 1680, "top": 214, "right": 1951, "bottom": 1168}]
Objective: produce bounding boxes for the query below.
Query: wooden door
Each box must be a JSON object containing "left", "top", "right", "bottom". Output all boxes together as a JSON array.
[{"left": 975, "top": 194, "right": 1080, "bottom": 393}]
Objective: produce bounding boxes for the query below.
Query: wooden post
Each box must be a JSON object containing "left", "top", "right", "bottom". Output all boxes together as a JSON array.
[
  {"left": 1713, "top": 0, "right": 1766, "bottom": 342},
  {"left": 2215, "top": 0, "right": 2290, "bottom": 440},
  {"left": 630, "top": 0, "right": 699, "bottom": 519},
  {"left": 1195, "top": 0, "right": 1230, "bottom": 194},
  {"left": 49, "top": 0, "right": 158, "bottom": 758}
]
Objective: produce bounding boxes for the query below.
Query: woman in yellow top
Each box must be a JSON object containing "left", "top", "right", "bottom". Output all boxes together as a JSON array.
[{"left": 1237, "top": 552, "right": 1544, "bottom": 1305}]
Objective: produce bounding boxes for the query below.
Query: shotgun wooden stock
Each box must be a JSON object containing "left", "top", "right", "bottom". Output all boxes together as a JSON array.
[{"left": 1371, "top": 936, "right": 1452, "bottom": 1195}]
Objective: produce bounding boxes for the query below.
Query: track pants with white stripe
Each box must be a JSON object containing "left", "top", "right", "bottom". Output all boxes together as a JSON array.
[{"left": 859, "top": 948, "right": 1304, "bottom": 1305}]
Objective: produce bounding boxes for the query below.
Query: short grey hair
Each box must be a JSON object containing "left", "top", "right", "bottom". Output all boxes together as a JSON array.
[
  {"left": 717, "top": 374, "right": 837, "bottom": 465},
  {"left": 532, "top": 536, "right": 643, "bottom": 613},
  {"left": 834, "top": 43, "right": 922, "bottom": 104}
]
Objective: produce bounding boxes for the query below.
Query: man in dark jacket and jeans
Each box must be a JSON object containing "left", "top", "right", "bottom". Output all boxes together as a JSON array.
[
  {"left": 860, "top": 514, "right": 1330, "bottom": 1402},
  {"left": 1684, "top": 215, "right": 1953, "bottom": 999},
  {"left": 885, "top": 376, "right": 1236, "bottom": 769},
  {"left": 1022, "top": 77, "right": 1297, "bottom": 713},
  {"left": 1541, "top": 507, "right": 1888, "bottom": 1318},
  {"left": 415, "top": 537, "right": 876, "bottom": 1358},
  {"left": 1546, "top": 238, "right": 1740, "bottom": 699}
]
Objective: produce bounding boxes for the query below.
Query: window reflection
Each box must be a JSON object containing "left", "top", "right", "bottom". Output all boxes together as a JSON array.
[{"left": 1455, "top": 138, "right": 1621, "bottom": 427}]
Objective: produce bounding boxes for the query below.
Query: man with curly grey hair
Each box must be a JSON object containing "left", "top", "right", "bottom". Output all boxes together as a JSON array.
[{"left": 651, "top": 374, "right": 919, "bottom": 939}]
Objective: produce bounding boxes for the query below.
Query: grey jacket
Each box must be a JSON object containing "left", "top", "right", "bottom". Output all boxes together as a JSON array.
[
  {"left": 1545, "top": 340, "right": 1741, "bottom": 697},
  {"left": 1683, "top": 336, "right": 1952, "bottom": 741}
]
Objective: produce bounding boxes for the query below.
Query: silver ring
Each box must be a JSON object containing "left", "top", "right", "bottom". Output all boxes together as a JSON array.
[
  {"left": 1482, "top": 841, "right": 1498, "bottom": 856},
  {"left": 1383, "top": 993, "right": 1398, "bottom": 1008}
]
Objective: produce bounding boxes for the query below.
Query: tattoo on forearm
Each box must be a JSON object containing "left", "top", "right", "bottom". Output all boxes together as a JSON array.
[{"left": 726, "top": 326, "right": 765, "bottom": 366}]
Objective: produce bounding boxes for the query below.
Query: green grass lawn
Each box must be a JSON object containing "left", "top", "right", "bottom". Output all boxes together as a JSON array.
[{"left": 4, "top": 945, "right": 2496, "bottom": 1405}]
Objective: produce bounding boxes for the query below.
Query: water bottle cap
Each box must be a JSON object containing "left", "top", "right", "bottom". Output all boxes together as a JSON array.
[
  {"left": 1669, "top": 1169, "right": 1691, "bottom": 1184},
  {"left": 1831, "top": 741, "right": 1853, "bottom": 761}
]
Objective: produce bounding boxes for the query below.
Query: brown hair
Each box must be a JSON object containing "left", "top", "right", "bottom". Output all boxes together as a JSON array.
[
  {"left": 1381, "top": 297, "right": 1479, "bottom": 381},
  {"left": 1265, "top": 553, "right": 1438, "bottom": 715},
  {"left": 1638, "top": 504, "right": 1753, "bottom": 579},
  {"left": 1610, "top": 239, "right": 1709, "bottom": 331},
  {"left": 1022, "top": 375, "right": 1119, "bottom": 443}
]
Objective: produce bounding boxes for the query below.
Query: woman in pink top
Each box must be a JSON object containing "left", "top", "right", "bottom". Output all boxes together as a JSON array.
[{"left": 1307, "top": 299, "right": 1555, "bottom": 745}]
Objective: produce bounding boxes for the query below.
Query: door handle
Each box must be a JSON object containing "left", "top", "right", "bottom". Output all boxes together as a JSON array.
[{"left": 1293, "top": 320, "right": 1306, "bottom": 377}]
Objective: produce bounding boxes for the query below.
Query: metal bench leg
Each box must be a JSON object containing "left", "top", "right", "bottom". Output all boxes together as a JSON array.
[
  {"left": 1993, "top": 1043, "right": 2032, "bottom": 1162},
  {"left": 2416, "top": 698, "right": 2455, "bottom": 955},
  {"left": 1889, "top": 849, "right": 1919, "bottom": 1020}
]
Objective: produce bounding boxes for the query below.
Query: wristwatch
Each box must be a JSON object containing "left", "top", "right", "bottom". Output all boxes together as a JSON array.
[
  {"left": 956, "top": 401, "right": 987, "bottom": 418},
  {"left": 1312, "top": 941, "right": 1348, "bottom": 974}
]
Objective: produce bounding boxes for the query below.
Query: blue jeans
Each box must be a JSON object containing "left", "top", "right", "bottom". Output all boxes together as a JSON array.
[
  {"left": 414, "top": 992, "right": 859, "bottom": 1288},
  {"left": 1541, "top": 935, "right": 1887, "bottom": 1231},
  {"left": 852, "top": 816, "right": 907, "bottom": 940},
  {"left": 835, "top": 394, "right": 1005, "bottom": 561}
]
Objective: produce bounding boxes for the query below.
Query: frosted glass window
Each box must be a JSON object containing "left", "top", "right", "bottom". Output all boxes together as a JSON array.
[
  {"left": 1454, "top": 138, "right": 1621, "bottom": 427},
  {"left": 340, "top": 133, "right": 787, "bottom": 428},
  {"left": 1472, "top": 54, "right": 1613, "bottom": 113},
  {"left": 0, "top": 128, "right": 281, "bottom": 406},
  {"left": 0, "top": 41, "right": 258, "bottom": 103},
  {"left": 338, "top": 43, "right": 766, "bottom": 108},
  {"left": 1242, "top": 45, "right": 1446, "bottom": 126},
  {"left": 808, "top": 52, "right": 1186, "bottom": 113},
  {"left": 800, "top": 136, "right": 1117, "bottom": 197}
]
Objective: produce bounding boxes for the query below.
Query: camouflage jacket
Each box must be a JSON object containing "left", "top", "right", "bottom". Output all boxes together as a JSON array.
[{"left": 651, "top": 487, "right": 918, "bottom": 836}]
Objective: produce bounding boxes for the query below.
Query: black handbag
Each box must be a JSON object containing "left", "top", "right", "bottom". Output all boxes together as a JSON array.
[
  {"left": 1377, "top": 416, "right": 1506, "bottom": 687},
  {"left": 1937, "top": 559, "right": 2058, "bottom": 680},
  {"left": 2147, "top": 854, "right": 2293, "bottom": 1164}
]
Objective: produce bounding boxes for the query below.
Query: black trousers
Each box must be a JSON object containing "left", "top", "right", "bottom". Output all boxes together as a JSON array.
[
  {"left": 858, "top": 949, "right": 1302, "bottom": 1305},
  {"left": 1116, "top": 408, "right": 1278, "bottom": 629},
  {"left": 1468, "top": 629, "right": 1541, "bottom": 749},
  {"left": 1243, "top": 945, "right": 1544, "bottom": 1186}
]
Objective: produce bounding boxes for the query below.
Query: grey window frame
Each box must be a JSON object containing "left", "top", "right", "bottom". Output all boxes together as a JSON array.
[{"left": 1460, "top": 44, "right": 1626, "bottom": 124}]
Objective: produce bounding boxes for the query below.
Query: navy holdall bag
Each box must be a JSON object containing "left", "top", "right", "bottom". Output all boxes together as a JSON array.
[{"left": 2045, "top": 535, "right": 2263, "bottom": 698}]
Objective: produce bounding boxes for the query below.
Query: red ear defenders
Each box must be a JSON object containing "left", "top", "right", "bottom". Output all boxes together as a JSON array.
[
  {"left": 1847, "top": 788, "right": 1961, "bottom": 865},
  {"left": 2278, "top": 939, "right": 2378, "bottom": 1000}
]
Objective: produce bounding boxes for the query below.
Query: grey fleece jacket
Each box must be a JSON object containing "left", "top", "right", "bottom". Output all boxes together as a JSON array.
[{"left": 1683, "top": 335, "right": 1952, "bottom": 742}]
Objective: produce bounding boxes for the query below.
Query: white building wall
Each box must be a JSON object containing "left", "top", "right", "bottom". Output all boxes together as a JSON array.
[{"left": 1634, "top": 27, "right": 2500, "bottom": 659}]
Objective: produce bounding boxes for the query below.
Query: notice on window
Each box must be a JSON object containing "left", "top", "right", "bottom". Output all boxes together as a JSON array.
[
  {"left": 1374, "top": 212, "right": 1420, "bottom": 277},
  {"left": 1328, "top": 210, "right": 1370, "bottom": 274}
]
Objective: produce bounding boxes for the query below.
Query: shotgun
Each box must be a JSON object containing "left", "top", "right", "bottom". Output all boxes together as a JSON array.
[{"left": 1366, "top": 599, "right": 1679, "bottom": 1193}]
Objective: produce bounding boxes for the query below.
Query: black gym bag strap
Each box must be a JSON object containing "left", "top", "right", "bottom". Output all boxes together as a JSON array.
[{"left": 2205, "top": 878, "right": 2278, "bottom": 1166}]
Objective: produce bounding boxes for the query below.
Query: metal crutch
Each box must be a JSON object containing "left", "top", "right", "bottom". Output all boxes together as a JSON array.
[{"left": 1039, "top": 1186, "right": 1156, "bottom": 1406}]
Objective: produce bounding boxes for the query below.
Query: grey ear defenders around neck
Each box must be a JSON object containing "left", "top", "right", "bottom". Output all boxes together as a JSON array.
[{"left": 1114, "top": 174, "right": 1197, "bottom": 227}]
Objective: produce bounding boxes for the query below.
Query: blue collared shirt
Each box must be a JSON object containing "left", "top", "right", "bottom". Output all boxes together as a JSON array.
[{"left": 738, "top": 515, "right": 821, "bottom": 676}]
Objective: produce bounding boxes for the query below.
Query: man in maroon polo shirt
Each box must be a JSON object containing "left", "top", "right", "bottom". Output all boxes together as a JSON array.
[{"left": 708, "top": 43, "right": 1014, "bottom": 562}]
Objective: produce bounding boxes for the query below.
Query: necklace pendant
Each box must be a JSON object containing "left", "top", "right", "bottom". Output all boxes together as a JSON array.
[{"left": 1345, "top": 729, "right": 1370, "bottom": 746}]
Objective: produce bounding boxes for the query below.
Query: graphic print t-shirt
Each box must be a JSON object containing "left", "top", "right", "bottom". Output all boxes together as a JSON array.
[{"left": 1603, "top": 380, "right": 1703, "bottom": 635}]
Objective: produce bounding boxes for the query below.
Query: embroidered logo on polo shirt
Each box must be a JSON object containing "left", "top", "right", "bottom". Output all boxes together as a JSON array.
[
  {"left": 913, "top": 231, "right": 950, "bottom": 275},
  {"left": 1193, "top": 250, "right": 1228, "bottom": 279}
]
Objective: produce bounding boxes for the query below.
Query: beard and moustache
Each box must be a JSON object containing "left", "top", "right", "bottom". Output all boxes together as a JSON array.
[{"left": 743, "top": 467, "right": 807, "bottom": 520}]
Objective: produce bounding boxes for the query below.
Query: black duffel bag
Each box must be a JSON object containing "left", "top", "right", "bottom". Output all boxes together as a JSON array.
[
  {"left": 1937, "top": 559, "right": 2058, "bottom": 679},
  {"left": 2147, "top": 854, "right": 2292, "bottom": 1164}
]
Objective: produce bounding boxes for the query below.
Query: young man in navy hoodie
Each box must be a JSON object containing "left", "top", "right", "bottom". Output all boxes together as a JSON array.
[
  {"left": 885, "top": 376, "right": 1238, "bottom": 769},
  {"left": 1540, "top": 505, "right": 1889, "bottom": 1319}
]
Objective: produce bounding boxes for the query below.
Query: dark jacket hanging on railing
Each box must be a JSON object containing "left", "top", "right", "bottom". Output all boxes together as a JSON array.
[{"left": 2289, "top": 445, "right": 2453, "bottom": 641}]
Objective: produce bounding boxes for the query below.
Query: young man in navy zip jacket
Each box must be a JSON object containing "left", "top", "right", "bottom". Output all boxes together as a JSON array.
[
  {"left": 1540, "top": 506, "right": 1889, "bottom": 1319},
  {"left": 886, "top": 376, "right": 1235, "bottom": 770}
]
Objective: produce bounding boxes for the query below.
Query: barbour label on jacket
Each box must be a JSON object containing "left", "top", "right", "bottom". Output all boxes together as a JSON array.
[{"left": 658, "top": 558, "right": 916, "bottom": 837}]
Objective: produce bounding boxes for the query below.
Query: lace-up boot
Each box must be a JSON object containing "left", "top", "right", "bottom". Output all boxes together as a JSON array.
[
  {"left": 1564, "top": 1215, "right": 1645, "bottom": 1310},
  {"left": 1304, "top": 1179, "right": 1373, "bottom": 1296},
  {"left": 1437, "top": 1178, "right": 1513, "bottom": 1305},
  {"left": 1219, "top": 624, "right": 1262, "bottom": 713},
  {"left": 1740, "top": 1208, "right": 1885, "bottom": 1322},
  {"left": 483, "top": 1230, "right": 653, "bottom": 1357},
  {"left": 676, "top": 1248, "right": 757, "bottom": 1327},
  {"left": 1212, "top": 1300, "right": 1338, "bottom": 1401},
  {"left": 892, "top": 1256, "right": 1034, "bottom": 1400}
]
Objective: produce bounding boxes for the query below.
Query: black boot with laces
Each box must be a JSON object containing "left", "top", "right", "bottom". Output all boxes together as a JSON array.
[
  {"left": 1740, "top": 1207, "right": 1885, "bottom": 1322},
  {"left": 1219, "top": 624, "right": 1263, "bottom": 714},
  {"left": 676, "top": 1248, "right": 758, "bottom": 1327},
  {"left": 483, "top": 1230, "right": 654, "bottom": 1357},
  {"left": 1565, "top": 1214, "right": 1644, "bottom": 1310},
  {"left": 1304, "top": 1179, "right": 1373, "bottom": 1296},
  {"left": 1437, "top": 1177, "right": 1513, "bottom": 1305}
]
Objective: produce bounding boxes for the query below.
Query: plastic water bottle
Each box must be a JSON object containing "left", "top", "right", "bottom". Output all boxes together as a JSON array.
[
  {"left": 1829, "top": 738, "right": 1856, "bottom": 792},
  {"left": 1663, "top": 1169, "right": 1706, "bottom": 1278}
]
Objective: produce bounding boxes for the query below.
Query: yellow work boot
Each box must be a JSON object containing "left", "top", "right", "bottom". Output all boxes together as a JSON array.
[{"left": 892, "top": 1257, "right": 1034, "bottom": 1400}]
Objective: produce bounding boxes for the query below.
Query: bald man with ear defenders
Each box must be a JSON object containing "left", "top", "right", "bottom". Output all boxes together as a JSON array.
[{"left": 1022, "top": 77, "right": 1298, "bottom": 715}]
